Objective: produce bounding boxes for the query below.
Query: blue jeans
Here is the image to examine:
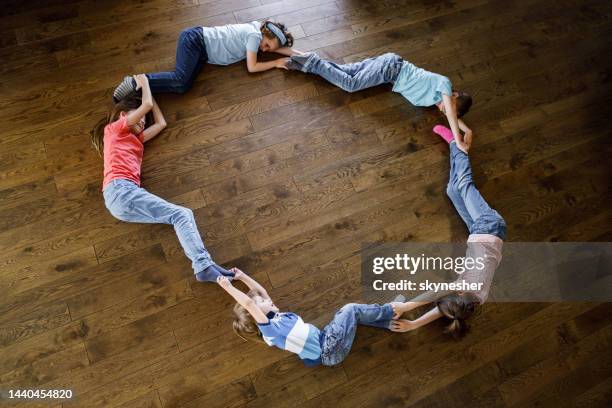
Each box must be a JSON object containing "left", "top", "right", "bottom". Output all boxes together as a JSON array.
[
  {"left": 146, "top": 27, "right": 207, "bottom": 94},
  {"left": 295, "top": 52, "right": 403, "bottom": 92},
  {"left": 103, "top": 179, "right": 215, "bottom": 276},
  {"left": 446, "top": 142, "right": 507, "bottom": 239},
  {"left": 320, "top": 303, "right": 393, "bottom": 366}
]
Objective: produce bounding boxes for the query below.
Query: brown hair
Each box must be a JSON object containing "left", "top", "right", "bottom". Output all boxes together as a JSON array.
[
  {"left": 436, "top": 292, "right": 478, "bottom": 339},
  {"left": 232, "top": 290, "right": 265, "bottom": 343},
  {"left": 260, "top": 20, "right": 294, "bottom": 48},
  {"left": 90, "top": 96, "right": 143, "bottom": 158},
  {"left": 455, "top": 91, "right": 472, "bottom": 118}
]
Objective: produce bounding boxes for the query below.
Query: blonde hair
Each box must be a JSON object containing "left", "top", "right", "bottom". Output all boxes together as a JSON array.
[{"left": 232, "top": 290, "right": 265, "bottom": 343}]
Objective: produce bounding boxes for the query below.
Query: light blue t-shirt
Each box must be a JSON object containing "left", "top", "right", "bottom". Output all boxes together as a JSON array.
[
  {"left": 201, "top": 22, "right": 262, "bottom": 66},
  {"left": 257, "top": 312, "right": 322, "bottom": 366},
  {"left": 392, "top": 61, "right": 452, "bottom": 107}
]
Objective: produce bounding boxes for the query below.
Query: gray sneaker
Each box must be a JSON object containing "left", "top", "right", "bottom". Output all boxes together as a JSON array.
[
  {"left": 287, "top": 52, "right": 316, "bottom": 72},
  {"left": 392, "top": 294, "right": 406, "bottom": 303},
  {"left": 113, "top": 76, "right": 137, "bottom": 103}
]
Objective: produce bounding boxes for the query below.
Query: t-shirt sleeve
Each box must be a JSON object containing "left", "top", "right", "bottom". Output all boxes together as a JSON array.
[
  {"left": 105, "top": 116, "right": 129, "bottom": 139},
  {"left": 246, "top": 32, "right": 262, "bottom": 53},
  {"left": 257, "top": 320, "right": 276, "bottom": 338},
  {"left": 438, "top": 76, "right": 452, "bottom": 97}
]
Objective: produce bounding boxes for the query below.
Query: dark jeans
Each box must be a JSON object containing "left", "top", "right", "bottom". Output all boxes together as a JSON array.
[
  {"left": 447, "top": 142, "right": 507, "bottom": 239},
  {"left": 146, "top": 27, "right": 207, "bottom": 94},
  {"left": 320, "top": 303, "right": 393, "bottom": 366}
]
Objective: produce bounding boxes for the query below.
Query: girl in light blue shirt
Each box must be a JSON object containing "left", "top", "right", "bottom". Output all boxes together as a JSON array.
[
  {"left": 288, "top": 52, "right": 473, "bottom": 152},
  {"left": 113, "top": 20, "right": 300, "bottom": 100}
]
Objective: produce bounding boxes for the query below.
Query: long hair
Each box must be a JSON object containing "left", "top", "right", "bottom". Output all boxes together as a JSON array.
[
  {"left": 90, "top": 97, "right": 142, "bottom": 158},
  {"left": 435, "top": 292, "right": 479, "bottom": 339},
  {"left": 260, "top": 20, "right": 294, "bottom": 47}
]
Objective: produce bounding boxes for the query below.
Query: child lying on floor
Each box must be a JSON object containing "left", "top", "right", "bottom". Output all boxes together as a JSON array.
[
  {"left": 217, "top": 269, "right": 404, "bottom": 366},
  {"left": 390, "top": 125, "right": 506, "bottom": 337},
  {"left": 287, "top": 52, "right": 473, "bottom": 152}
]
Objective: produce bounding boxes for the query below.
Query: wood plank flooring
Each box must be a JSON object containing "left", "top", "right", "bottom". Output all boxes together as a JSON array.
[{"left": 1, "top": 0, "right": 611, "bottom": 407}]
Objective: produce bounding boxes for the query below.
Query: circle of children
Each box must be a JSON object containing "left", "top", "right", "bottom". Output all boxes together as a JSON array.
[{"left": 93, "top": 21, "right": 507, "bottom": 367}]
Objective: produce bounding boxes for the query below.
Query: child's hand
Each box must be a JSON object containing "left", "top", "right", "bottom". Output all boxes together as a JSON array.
[
  {"left": 133, "top": 74, "right": 148, "bottom": 90},
  {"left": 216, "top": 275, "right": 232, "bottom": 289},
  {"left": 463, "top": 130, "right": 473, "bottom": 148},
  {"left": 231, "top": 267, "right": 246, "bottom": 281},
  {"left": 390, "top": 302, "right": 406, "bottom": 319},
  {"left": 389, "top": 319, "right": 415, "bottom": 332},
  {"left": 275, "top": 58, "right": 289, "bottom": 70},
  {"left": 456, "top": 139, "right": 470, "bottom": 154}
]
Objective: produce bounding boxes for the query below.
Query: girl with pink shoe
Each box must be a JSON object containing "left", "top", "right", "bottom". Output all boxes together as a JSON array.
[{"left": 390, "top": 126, "right": 506, "bottom": 338}]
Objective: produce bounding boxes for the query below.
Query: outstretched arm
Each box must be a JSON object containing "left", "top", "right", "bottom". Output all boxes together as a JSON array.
[
  {"left": 274, "top": 47, "right": 303, "bottom": 57},
  {"left": 232, "top": 268, "right": 271, "bottom": 300},
  {"left": 125, "top": 74, "right": 153, "bottom": 126},
  {"left": 217, "top": 276, "right": 269, "bottom": 323},
  {"left": 142, "top": 97, "right": 167, "bottom": 143},
  {"left": 391, "top": 301, "right": 432, "bottom": 319},
  {"left": 246, "top": 50, "right": 289, "bottom": 73},
  {"left": 390, "top": 306, "right": 443, "bottom": 332},
  {"left": 442, "top": 94, "right": 469, "bottom": 153}
]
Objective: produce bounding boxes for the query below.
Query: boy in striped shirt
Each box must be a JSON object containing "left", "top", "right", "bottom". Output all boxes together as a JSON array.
[{"left": 219, "top": 269, "right": 403, "bottom": 366}]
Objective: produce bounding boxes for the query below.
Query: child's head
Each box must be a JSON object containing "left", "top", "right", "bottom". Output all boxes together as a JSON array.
[
  {"left": 435, "top": 292, "right": 478, "bottom": 338},
  {"left": 232, "top": 290, "right": 278, "bottom": 342},
  {"left": 259, "top": 21, "right": 294, "bottom": 52},
  {"left": 455, "top": 91, "right": 472, "bottom": 118},
  {"left": 438, "top": 91, "right": 472, "bottom": 118},
  {"left": 91, "top": 97, "right": 147, "bottom": 157}
]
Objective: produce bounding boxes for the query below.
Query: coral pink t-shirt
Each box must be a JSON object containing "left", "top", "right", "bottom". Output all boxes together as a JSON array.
[{"left": 102, "top": 115, "right": 144, "bottom": 189}]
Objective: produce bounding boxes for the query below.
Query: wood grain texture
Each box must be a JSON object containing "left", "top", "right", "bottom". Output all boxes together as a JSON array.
[{"left": 1, "top": 0, "right": 611, "bottom": 407}]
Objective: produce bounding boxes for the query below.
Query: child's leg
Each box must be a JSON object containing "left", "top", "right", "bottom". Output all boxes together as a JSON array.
[
  {"left": 103, "top": 180, "right": 227, "bottom": 280},
  {"left": 290, "top": 53, "right": 402, "bottom": 92},
  {"left": 447, "top": 145, "right": 475, "bottom": 229},
  {"left": 320, "top": 303, "right": 393, "bottom": 366},
  {"left": 146, "top": 27, "right": 206, "bottom": 94},
  {"left": 114, "top": 27, "right": 206, "bottom": 100},
  {"left": 448, "top": 142, "right": 496, "bottom": 223},
  {"left": 433, "top": 126, "right": 474, "bottom": 228}
]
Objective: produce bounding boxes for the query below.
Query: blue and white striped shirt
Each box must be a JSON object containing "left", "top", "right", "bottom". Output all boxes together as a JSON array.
[{"left": 258, "top": 312, "right": 322, "bottom": 366}]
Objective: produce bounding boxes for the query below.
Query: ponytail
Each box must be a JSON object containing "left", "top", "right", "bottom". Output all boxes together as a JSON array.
[{"left": 436, "top": 293, "right": 478, "bottom": 339}]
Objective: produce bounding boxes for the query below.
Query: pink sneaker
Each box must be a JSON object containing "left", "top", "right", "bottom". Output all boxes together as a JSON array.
[{"left": 433, "top": 125, "right": 454, "bottom": 144}]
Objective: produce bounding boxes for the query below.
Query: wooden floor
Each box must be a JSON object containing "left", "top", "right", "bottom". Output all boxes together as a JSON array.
[{"left": 1, "top": 0, "right": 612, "bottom": 407}]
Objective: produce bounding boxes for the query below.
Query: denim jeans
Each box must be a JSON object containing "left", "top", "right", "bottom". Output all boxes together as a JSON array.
[
  {"left": 103, "top": 179, "right": 214, "bottom": 275},
  {"left": 446, "top": 142, "right": 507, "bottom": 240},
  {"left": 295, "top": 52, "right": 404, "bottom": 93},
  {"left": 146, "top": 27, "right": 207, "bottom": 94},
  {"left": 320, "top": 303, "right": 393, "bottom": 366}
]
